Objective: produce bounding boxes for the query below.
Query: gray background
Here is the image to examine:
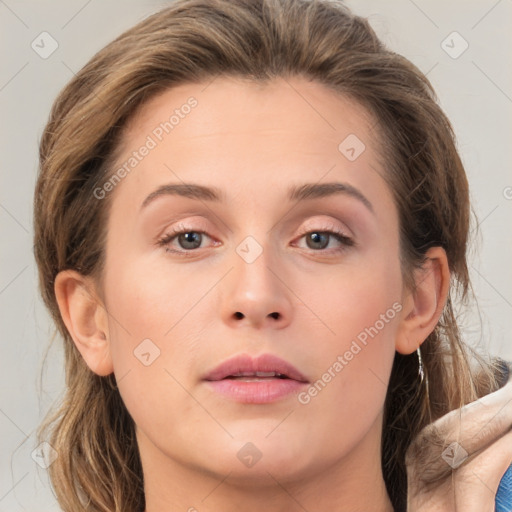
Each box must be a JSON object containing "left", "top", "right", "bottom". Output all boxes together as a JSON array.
[{"left": 1, "top": 1, "right": 511, "bottom": 509}]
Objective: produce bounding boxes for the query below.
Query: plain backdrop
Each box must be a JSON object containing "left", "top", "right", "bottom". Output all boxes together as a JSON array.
[{"left": 1, "top": 1, "right": 511, "bottom": 510}]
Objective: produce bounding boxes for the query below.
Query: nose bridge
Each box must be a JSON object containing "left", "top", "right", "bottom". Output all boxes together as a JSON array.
[
  {"left": 235, "top": 233, "right": 276, "bottom": 294},
  {"left": 219, "top": 231, "right": 293, "bottom": 329}
]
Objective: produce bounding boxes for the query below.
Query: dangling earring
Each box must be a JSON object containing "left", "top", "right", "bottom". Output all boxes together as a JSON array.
[{"left": 417, "top": 346, "right": 424, "bottom": 383}]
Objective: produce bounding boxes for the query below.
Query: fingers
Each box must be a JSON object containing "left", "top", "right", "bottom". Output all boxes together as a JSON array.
[
  {"left": 452, "top": 428, "right": 512, "bottom": 512},
  {"left": 408, "top": 429, "right": 512, "bottom": 512},
  {"left": 406, "top": 371, "right": 512, "bottom": 484},
  {"left": 436, "top": 371, "right": 512, "bottom": 453}
]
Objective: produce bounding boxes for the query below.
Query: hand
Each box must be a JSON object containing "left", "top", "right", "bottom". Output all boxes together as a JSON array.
[{"left": 406, "top": 371, "right": 512, "bottom": 511}]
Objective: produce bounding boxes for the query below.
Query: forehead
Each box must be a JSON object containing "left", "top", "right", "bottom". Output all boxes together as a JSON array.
[
  {"left": 107, "top": 76, "right": 390, "bottom": 215},
  {"left": 119, "top": 76, "right": 380, "bottom": 159}
]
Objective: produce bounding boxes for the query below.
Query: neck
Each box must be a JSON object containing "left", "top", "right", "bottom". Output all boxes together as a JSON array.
[{"left": 140, "top": 411, "right": 395, "bottom": 512}]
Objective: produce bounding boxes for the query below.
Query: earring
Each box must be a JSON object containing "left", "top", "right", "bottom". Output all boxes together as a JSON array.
[{"left": 417, "top": 346, "right": 424, "bottom": 383}]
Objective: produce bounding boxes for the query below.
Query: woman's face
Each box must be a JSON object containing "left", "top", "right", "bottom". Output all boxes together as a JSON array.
[{"left": 101, "top": 76, "right": 404, "bottom": 487}]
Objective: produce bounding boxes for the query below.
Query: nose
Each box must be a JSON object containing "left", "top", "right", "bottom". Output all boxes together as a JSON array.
[{"left": 219, "top": 239, "right": 293, "bottom": 330}]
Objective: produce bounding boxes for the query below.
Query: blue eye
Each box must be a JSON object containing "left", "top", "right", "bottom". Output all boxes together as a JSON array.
[
  {"left": 157, "top": 227, "right": 211, "bottom": 254},
  {"left": 156, "top": 226, "right": 354, "bottom": 256},
  {"left": 297, "top": 230, "right": 354, "bottom": 252}
]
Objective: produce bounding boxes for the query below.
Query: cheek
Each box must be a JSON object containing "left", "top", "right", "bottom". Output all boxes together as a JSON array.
[
  {"left": 102, "top": 258, "right": 197, "bottom": 444},
  {"left": 298, "top": 253, "right": 401, "bottom": 420},
  {"left": 101, "top": 250, "right": 209, "bottom": 402},
  {"left": 103, "top": 249, "right": 187, "bottom": 338},
  {"left": 306, "top": 249, "right": 403, "bottom": 347}
]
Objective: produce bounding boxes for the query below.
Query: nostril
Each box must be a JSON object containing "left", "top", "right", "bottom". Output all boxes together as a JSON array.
[
  {"left": 269, "top": 312, "right": 280, "bottom": 319},
  {"left": 234, "top": 312, "right": 244, "bottom": 319}
]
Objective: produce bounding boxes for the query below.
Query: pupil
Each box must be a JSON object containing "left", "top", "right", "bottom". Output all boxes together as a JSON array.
[
  {"left": 180, "top": 232, "right": 201, "bottom": 249},
  {"left": 308, "top": 232, "right": 328, "bottom": 250}
]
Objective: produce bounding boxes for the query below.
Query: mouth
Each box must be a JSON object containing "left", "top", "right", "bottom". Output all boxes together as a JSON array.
[
  {"left": 204, "top": 353, "right": 309, "bottom": 382},
  {"left": 222, "top": 371, "right": 291, "bottom": 382},
  {"left": 203, "top": 353, "right": 309, "bottom": 404}
]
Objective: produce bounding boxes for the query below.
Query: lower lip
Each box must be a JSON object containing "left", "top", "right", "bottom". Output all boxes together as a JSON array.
[{"left": 204, "top": 378, "right": 308, "bottom": 403}]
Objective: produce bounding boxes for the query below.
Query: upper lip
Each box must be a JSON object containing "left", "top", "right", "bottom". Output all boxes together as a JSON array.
[{"left": 203, "top": 353, "right": 309, "bottom": 383}]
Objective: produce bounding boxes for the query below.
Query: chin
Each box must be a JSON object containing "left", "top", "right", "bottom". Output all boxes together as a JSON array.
[{"left": 196, "top": 434, "right": 317, "bottom": 484}]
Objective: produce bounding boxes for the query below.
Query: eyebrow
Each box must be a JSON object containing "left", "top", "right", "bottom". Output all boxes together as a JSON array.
[{"left": 140, "top": 181, "right": 374, "bottom": 214}]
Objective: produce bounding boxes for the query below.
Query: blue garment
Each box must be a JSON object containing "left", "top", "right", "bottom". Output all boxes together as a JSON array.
[
  {"left": 495, "top": 359, "right": 512, "bottom": 512},
  {"left": 496, "top": 464, "right": 512, "bottom": 512}
]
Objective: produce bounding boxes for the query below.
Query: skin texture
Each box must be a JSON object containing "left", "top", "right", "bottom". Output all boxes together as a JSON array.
[
  {"left": 54, "top": 77, "right": 449, "bottom": 511},
  {"left": 406, "top": 372, "right": 512, "bottom": 512}
]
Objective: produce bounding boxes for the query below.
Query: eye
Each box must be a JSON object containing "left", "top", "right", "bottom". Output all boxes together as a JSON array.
[
  {"left": 156, "top": 224, "right": 355, "bottom": 256},
  {"left": 295, "top": 228, "right": 354, "bottom": 253},
  {"left": 156, "top": 224, "right": 216, "bottom": 254}
]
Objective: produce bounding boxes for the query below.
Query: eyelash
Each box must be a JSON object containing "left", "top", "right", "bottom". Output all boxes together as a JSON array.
[{"left": 156, "top": 223, "right": 355, "bottom": 256}]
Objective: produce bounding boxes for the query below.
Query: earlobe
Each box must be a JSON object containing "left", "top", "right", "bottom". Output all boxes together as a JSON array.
[
  {"left": 54, "top": 270, "right": 113, "bottom": 376},
  {"left": 395, "top": 247, "right": 450, "bottom": 355}
]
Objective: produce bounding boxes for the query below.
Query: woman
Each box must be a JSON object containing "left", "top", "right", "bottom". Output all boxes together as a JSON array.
[{"left": 33, "top": 0, "right": 512, "bottom": 510}]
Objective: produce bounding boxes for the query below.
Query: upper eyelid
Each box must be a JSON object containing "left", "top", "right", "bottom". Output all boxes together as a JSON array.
[
  {"left": 159, "top": 225, "right": 353, "bottom": 249},
  {"left": 162, "top": 222, "right": 351, "bottom": 239},
  {"left": 152, "top": 210, "right": 359, "bottom": 247},
  {"left": 163, "top": 213, "right": 352, "bottom": 232}
]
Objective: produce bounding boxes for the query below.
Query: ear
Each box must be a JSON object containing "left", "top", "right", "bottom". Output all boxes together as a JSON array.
[
  {"left": 395, "top": 246, "right": 450, "bottom": 355},
  {"left": 54, "top": 269, "right": 113, "bottom": 376}
]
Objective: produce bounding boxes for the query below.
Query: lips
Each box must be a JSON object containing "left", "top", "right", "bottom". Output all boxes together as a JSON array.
[{"left": 203, "top": 353, "right": 309, "bottom": 383}]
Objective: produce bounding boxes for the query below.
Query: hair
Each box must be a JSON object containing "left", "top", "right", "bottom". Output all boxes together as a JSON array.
[{"left": 33, "top": 1, "right": 508, "bottom": 511}]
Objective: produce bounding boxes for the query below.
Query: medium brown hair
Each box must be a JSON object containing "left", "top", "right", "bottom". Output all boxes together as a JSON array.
[{"left": 34, "top": 1, "right": 506, "bottom": 511}]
